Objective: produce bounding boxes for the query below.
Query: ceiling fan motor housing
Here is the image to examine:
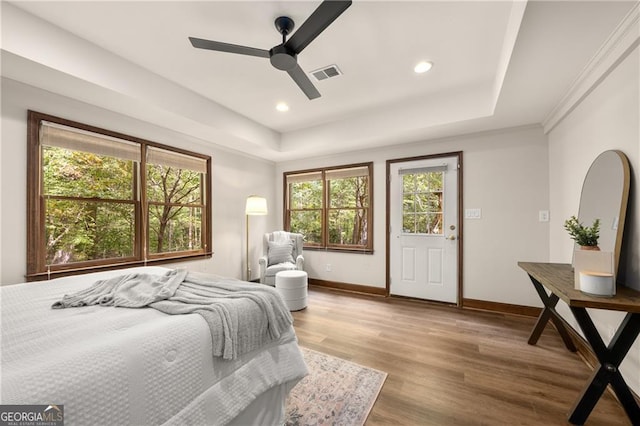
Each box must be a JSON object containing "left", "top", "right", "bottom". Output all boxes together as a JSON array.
[{"left": 270, "top": 45, "right": 297, "bottom": 71}]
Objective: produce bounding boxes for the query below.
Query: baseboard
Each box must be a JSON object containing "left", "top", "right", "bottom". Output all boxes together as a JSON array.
[
  {"left": 462, "top": 298, "right": 542, "bottom": 317},
  {"left": 308, "top": 278, "right": 387, "bottom": 296}
]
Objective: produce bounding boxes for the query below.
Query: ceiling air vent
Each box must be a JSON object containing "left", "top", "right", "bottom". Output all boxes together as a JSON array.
[{"left": 310, "top": 64, "right": 342, "bottom": 82}]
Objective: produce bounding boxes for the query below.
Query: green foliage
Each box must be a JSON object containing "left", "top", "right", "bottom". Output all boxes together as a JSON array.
[
  {"left": 147, "top": 164, "right": 203, "bottom": 253},
  {"left": 329, "top": 176, "right": 369, "bottom": 208},
  {"left": 328, "top": 176, "right": 368, "bottom": 245},
  {"left": 43, "top": 147, "right": 203, "bottom": 265},
  {"left": 564, "top": 216, "right": 600, "bottom": 247},
  {"left": 402, "top": 172, "right": 443, "bottom": 234},
  {"left": 288, "top": 175, "right": 369, "bottom": 247},
  {"left": 44, "top": 147, "right": 133, "bottom": 199},
  {"left": 290, "top": 180, "right": 322, "bottom": 209},
  {"left": 328, "top": 208, "right": 368, "bottom": 245},
  {"left": 44, "top": 147, "right": 135, "bottom": 264},
  {"left": 290, "top": 210, "right": 322, "bottom": 244},
  {"left": 148, "top": 205, "right": 202, "bottom": 254}
]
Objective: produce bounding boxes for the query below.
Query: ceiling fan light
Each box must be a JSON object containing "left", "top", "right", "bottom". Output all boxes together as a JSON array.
[
  {"left": 414, "top": 61, "right": 433, "bottom": 74},
  {"left": 276, "top": 102, "right": 290, "bottom": 112}
]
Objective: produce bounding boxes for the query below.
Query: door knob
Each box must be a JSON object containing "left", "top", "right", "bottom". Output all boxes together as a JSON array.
[{"left": 447, "top": 234, "right": 457, "bottom": 240}]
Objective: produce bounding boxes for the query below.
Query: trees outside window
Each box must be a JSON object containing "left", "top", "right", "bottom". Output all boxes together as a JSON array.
[
  {"left": 43, "top": 146, "right": 136, "bottom": 265},
  {"left": 287, "top": 171, "right": 323, "bottom": 245},
  {"left": 27, "top": 111, "right": 211, "bottom": 279},
  {"left": 285, "top": 163, "right": 373, "bottom": 252},
  {"left": 146, "top": 147, "right": 206, "bottom": 255},
  {"left": 402, "top": 171, "right": 444, "bottom": 235}
]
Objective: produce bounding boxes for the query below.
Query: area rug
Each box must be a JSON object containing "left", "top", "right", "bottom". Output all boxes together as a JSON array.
[{"left": 284, "top": 347, "right": 387, "bottom": 426}]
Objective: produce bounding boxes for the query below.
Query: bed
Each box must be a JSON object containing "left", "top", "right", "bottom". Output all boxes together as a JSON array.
[{"left": 0, "top": 266, "right": 308, "bottom": 425}]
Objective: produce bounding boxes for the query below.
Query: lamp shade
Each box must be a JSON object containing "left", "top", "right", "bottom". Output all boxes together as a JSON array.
[{"left": 245, "top": 196, "right": 268, "bottom": 215}]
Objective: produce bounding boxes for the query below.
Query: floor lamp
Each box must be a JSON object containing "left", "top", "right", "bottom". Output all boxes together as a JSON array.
[{"left": 245, "top": 195, "right": 268, "bottom": 281}]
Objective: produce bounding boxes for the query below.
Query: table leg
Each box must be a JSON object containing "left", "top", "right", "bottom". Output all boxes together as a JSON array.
[
  {"left": 527, "top": 275, "right": 577, "bottom": 352},
  {"left": 568, "top": 308, "right": 640, "bottom": 426}
]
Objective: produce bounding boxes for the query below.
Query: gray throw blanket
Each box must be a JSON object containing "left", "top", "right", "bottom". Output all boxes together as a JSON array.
[{"left": 52, "top": 269, "right": 293, "bottom": 360}]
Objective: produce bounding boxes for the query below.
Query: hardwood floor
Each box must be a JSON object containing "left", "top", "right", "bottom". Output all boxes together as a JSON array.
[{"left": 291, "top": 287, "right": 630, "bottom": 425}]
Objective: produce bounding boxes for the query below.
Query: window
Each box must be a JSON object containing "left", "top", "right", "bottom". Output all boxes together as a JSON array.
[
  {"left": 401, "top": 168, "right": 444, "bottom": 235},
  {"left": 284, "top": 163, "right": 373, "bottom": 252},
  {"left": 27, "top": 111, "right": 211, "bottom": 279}
]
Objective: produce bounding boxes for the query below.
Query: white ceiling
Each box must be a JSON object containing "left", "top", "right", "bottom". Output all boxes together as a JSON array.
[{"left": 1, "top": 1, "right": 636, "bottom": 161}]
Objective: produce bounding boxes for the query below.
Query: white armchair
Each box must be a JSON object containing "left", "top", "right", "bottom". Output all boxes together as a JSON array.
[{"left": 259, "top": 231, "right": 304, "bottom": 286}]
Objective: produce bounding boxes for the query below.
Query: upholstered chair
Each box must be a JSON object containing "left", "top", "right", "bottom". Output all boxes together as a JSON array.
[{"left": 259, "top": 231, "right": 304, "bottom": 286}]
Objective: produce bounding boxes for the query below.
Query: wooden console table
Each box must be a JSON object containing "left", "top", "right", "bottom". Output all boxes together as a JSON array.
[{"left": 518, "top": 262, "right": 640, "bottom": 425}]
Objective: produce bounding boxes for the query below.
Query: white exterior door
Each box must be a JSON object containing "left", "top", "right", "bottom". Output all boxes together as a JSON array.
[{"left": 389, "top": 156, "right": 459, "bottom": 303}]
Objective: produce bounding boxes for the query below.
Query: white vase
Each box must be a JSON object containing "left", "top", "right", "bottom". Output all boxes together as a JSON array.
[{"left": 579, "top": 271, "right": 614, "bottom": 297}]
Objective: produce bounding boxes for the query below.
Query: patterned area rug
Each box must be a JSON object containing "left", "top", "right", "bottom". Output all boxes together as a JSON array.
[{"left": 285, "top": 347, "right": 387, "bottom": 426}]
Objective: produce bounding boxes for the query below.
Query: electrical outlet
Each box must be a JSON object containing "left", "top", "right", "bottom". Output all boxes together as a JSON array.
[
  {"left": 325, "top": 264, "right": 332, "bottom": 272},
  {"left": 539, "top": 210, "right": 550, "bottom": 222}
]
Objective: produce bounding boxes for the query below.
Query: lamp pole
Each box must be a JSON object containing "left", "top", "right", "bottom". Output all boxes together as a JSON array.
[
  {"left": 245, "top": 195, "right": 268, "bottom": 281},
  {"left": 246, "top": 213, "right": 251, "bottom": 281}
]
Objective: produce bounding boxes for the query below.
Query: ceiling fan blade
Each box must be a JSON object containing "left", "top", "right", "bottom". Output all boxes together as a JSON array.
[
  {"left": 285, "top": 0, "right": 352, "bottom": 54},
  {"left": 189, "top": 37, "right": 270, "bottom": 58},
  {"left": 287, "top": 64, "right": 321, "bottom": 100}
]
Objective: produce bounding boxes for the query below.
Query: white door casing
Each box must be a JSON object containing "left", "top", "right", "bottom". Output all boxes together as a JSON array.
[{"left": 389, "top": 155, "right": 459, "bottom": 303}]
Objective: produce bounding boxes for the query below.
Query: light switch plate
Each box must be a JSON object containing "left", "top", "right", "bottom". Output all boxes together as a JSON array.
[{"left": 465, "top": 208, "right": 481, "bottom": 219}]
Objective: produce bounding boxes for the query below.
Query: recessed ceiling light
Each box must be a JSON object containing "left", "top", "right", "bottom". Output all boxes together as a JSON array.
[
  {"left": 414, "top": 61, "right": 433, "bottom": 74},
  {"left": 276, "top": 102, "right": 289, "bottom": 112}
]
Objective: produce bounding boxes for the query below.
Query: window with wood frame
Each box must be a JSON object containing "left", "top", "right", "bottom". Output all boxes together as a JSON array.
[
  {"left": 27, "top": 111, "right": 211, "bottom": 280},
  {"left": 284, "top": 163, "right": 373, "bottom": 252}
]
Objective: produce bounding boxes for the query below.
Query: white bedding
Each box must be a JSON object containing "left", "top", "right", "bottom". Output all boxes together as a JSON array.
[{"left": 0, "top": 267, "right": 307, "bottom": 425}]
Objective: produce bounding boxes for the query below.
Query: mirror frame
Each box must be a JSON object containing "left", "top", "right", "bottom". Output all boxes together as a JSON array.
[{"left": 577, "top": 150, "right": 630, "bottom": 278}]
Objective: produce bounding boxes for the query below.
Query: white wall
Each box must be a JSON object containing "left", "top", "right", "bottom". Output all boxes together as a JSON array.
[
  {"left": 548, "top": 46, "right": 639, "bottom": 394},
  {"left": 276, "top": 125, "right": 550, "bottom": 307},
  {"left": 0, "top": 77, "right": 277, "bottom": 285}
]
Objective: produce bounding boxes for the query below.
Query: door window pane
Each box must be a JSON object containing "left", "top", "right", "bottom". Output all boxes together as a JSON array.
[{"left": 402, "top": 171, "right": 443, "bottom": 235}]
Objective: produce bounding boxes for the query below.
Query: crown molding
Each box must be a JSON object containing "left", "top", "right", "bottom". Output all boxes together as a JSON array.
[{"left": 542, "top": 2, "right": 639, "bottom": 134}]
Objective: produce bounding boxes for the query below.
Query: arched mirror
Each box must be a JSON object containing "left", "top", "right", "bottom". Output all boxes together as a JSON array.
[{"left": 577, "top": 150, "right": 630, "bottom": 278}]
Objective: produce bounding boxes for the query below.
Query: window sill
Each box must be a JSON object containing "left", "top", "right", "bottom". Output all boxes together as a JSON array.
[{"left": 26, "top": 252, "right": 213, "bottom": 282}]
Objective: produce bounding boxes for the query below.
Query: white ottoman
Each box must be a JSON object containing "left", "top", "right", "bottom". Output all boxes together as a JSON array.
[{"left": 275, "top": 270, "right": 308, "bottom": 311}]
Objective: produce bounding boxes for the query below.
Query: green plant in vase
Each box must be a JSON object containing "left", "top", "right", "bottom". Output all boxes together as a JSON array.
[{"left": 564, "top": 215, "right": 600, "bottom": 250}]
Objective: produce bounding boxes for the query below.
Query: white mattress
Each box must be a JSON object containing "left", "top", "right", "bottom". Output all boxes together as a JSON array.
[{"left": 0, "top": 267, "right": 307, "bottom": 425}]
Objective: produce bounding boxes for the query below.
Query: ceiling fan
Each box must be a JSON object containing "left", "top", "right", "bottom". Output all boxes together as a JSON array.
[{"left": 189, "top": 0, "right": 352, "bottom": 100}]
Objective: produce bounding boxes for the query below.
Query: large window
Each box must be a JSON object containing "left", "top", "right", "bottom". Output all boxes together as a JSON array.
[
  {"left": 27, "top": 111, "right": 211, "bottom": 279},
  {"left": 284, "top": 163, "right": 373, "bottom": 252}
]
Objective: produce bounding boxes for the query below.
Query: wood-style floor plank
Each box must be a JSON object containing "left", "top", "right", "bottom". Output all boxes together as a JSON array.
[{"left": 291, "top": 287, "right": 630, "bottom": 425}]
